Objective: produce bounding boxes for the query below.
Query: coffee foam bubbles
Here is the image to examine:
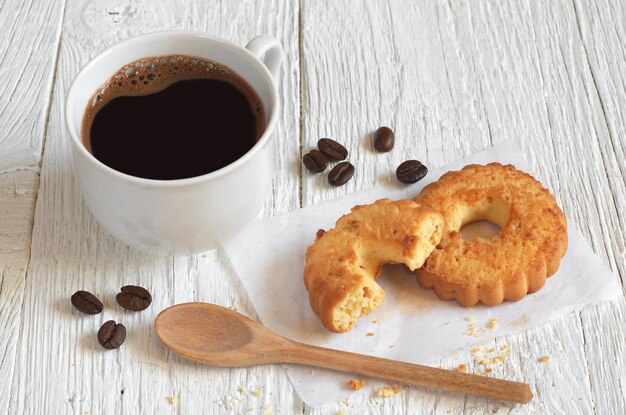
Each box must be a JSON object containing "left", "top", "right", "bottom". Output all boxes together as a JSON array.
[
  {"left": 93, "top": 55, "right": 249, "bottom": 101},
  {"left": 83, "top": 55, "right": 264, "bottom": 148}
]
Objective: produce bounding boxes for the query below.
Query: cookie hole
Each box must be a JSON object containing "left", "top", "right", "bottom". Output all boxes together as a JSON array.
[{"left": 460, "top": 221, "right": 501, "bottom": 242}]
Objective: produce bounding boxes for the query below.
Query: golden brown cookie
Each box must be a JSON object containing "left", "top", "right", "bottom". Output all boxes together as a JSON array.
[
  {"left": 414, "top": 163, "right": 568, "bottom": 306},
  {"left": 304, "top": 198, "right": 444, "bottom": 333}
]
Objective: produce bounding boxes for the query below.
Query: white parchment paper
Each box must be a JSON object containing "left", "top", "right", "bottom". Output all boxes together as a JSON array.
[{"left": 223, "top": 141, "right": 621, "bottom": 408}]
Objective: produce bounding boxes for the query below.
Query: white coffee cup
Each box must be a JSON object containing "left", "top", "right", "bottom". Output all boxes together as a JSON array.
[{"left": 65, "top": 31, "right": 283, "bottom": 255}]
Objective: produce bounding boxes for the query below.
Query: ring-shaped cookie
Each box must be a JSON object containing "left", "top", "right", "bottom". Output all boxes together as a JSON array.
[{"left": 415, "top": 163, "right": 567, "bottom": 306}]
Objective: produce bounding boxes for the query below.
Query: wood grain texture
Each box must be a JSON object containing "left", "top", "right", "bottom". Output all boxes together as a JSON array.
[
  {"left": 0, "top": 0, "right": 65, "bottom": 412},
  {"left": 1, "top": 0, "right": 625, "bottom": 413},
  {"left": 300, "top": 0, "right": 625, "bottom": 414},
  {"left": 6, "top": 0, "right": 301, "bottom": 413},
  {"left": 570, "top": 1, "right": 626, "bottom": 412},
  {"left": 0, "top": 171, "right": 38, "bottom": 415},
  {"left": 0, "top": 0, "right": 65, "bottom": 172}
]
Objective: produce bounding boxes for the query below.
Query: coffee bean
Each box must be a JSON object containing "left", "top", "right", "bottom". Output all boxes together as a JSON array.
[
  {"left": 396, "top": 160, "right": 428, "bottom": 184},
  {"left": 71, "top": 291, "right": 103, "bottom": 315},
  {"left": 318, "top": 138, "right": 348, "bottom": 161},
  {"left": 373, "top": 126, "right": 395, "bottom": 152},
  {"left": 303, "top": 150, "right": 328, "bottom": 173},
  {"left": 98, "top": 320, "right": 126, "bottom": 350},
  {"left": 328, "top": 161, "right": 355, "bottom": 186},
  {"left": 116, "top": 285, "right": 152, "bottom": 311}
]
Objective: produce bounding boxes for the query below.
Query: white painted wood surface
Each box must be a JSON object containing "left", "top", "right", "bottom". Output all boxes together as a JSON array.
[{"left": 0, "top": 0, "right": 624, "bottom": 413}]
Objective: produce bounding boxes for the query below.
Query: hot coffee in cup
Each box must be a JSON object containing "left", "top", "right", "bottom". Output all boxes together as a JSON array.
[{"left": 82, "top": 56, "right": 265, "bottom": 180}]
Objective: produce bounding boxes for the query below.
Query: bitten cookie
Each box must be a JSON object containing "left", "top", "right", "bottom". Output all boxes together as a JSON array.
[
  {"left": 414, "top": 163, "right": 568, "bottom": 307},
  {"left": 304, "top": 199, "right": 444, "bottom": 333}
]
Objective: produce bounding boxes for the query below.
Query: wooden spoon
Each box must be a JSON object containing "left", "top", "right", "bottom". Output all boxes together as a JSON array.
[{"left": 155, "top": 303, "right": 532, "bottom": 403}]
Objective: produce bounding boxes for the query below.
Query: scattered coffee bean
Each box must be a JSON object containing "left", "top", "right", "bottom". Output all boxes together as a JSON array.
[
  {"left": 303, "top": 150, "right": 329, "bottom": 173},
  {"left": 318, "top": 138, "right": 348, "bottom": 161},
  {"left": 373, "top": 126, "right": 395, "bottom": 153},
  {"left": 116, "top": 285, "right": 152, "bottom": 311},
  {"left": 98, "top": 320, "right": 127, "bottom": 350},
  {"left": 328, "top": 161, "right": 355, "bottom": 186},
  {"left": 71, "top": 291, "right": 103, "bottom": 315},
  {"left": 396, "top": 160, "right": 428, "bottom": 184}
]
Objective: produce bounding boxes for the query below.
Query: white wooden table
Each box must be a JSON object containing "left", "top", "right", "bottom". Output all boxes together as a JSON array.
[{"left": 1, "top": 0, "right": 625, "bottom": 413}]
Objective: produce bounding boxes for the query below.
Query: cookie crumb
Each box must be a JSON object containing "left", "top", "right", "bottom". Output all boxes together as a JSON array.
[
  {"left": 237, "top": 386, "right": 248, "bottom": 393},
  {"left": 484, "top": 368, "right": 493, "bottom": 374},
  {"left": 371, "top": 320, "right": 377, "bottom": 324},
  {"left": 463, "top": 323, "right": 477, "bottom": 336},
  {"left": 487, "top": 318, "right": 499, "bottom": 329},
  {"left": 376, "top": 385, "right": 402, "bottom": 398},
  {"left": 538, "top": 355, "right": 550, "bottom": 363},
  {"left": 366, "top": 332, "right": 374, "bottom": 337},
  {"left": 457, "top": 364, "right": 468, "bottom": 373},
  {"left": 336, "top": 411, "right": 347, "bottom": 415},
  {"left": 251, "top": 389, "right": 263, "bottom": 397},
  {"left": 165, "top": 396, "right": 179, "bottom": 406},
  {"left": 469, "top": 344, "right": 510, "bottom": 369},
  {"left": 348, "top": 379, "right": 366, "bottom": 390},
  {"left": 262, "top": 403, "right": 273, "bottom": 414}
]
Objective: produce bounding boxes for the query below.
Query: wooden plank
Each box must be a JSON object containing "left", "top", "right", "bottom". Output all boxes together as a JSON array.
[
  {"left": 572, "top": 0, "right": 626, "bottom": 244},
  {"left": 0, "top": 0, "right": 65, "bottom": 172},
  {"left": 0, "top": 171, "right": 37, "bottom": 255},
  {"left": 570, "top": 0, "right": 626, "bottom": 412},
  {"left": 8, "top": 0, "right": 301, "bottom": 413},
  {"left": 0, "top": 0, "right": 66, "bottom": 412},
  {"left": 300, "top": 0, "right": 624, "bottom": 413},
  {"left": 0, "top": 170, "right": 38, "bottom": 415}
]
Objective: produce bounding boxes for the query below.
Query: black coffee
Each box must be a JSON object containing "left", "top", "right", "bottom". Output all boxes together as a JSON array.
[{"left": 82, "top": 55, "right": 265, "bottom": 180}]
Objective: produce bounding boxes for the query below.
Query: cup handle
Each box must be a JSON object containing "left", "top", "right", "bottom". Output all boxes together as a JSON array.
[{"left": 245, "top": 35, "right": 284, "bottom": 80}]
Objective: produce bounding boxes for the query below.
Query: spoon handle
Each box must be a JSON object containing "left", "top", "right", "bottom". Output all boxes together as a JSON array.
[{"left": 282, "top": 342, "right": 532, "bottom": 404}]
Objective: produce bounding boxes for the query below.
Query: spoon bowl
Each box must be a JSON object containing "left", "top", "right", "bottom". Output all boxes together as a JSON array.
[{"left": 155, "top": 302, "right": 291, "bottom": 366}]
